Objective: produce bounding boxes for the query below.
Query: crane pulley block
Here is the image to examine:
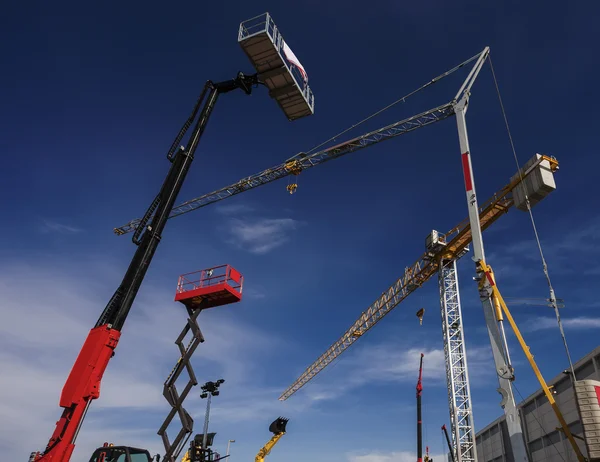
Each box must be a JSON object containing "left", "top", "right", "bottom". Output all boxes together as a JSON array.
[{"left": 284, "top": 159, "right": 303, "bottom": 175}]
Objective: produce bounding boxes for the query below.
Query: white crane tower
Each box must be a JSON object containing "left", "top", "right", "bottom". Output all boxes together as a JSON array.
[{"left": 114, "top": 46, "right": 566, "bottom": 462}]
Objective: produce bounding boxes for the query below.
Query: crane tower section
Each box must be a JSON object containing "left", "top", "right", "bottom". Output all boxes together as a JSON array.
[
  {"left": 428, "top": 231, "right": 476, "bottom": 462},
  {"left": 238, "top": 13, "right": 314, "bottom": 121}
]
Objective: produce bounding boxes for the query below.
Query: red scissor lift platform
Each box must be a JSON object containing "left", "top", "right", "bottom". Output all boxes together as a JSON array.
[{"left": 174, "top": 264, "right": 243, "bottom": 310}]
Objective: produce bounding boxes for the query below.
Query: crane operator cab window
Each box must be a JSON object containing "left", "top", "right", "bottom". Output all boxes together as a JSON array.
[{"left": 89, "top": 446, "right": 153, "bottom": 462}]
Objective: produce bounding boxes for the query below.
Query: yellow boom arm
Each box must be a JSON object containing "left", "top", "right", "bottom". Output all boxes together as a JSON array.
[
  {"left": 478, "top": 260, "right": 586, "bottom": 462},
  {"left": 255, "top": 432, "right": 285, "bottom": 462}
]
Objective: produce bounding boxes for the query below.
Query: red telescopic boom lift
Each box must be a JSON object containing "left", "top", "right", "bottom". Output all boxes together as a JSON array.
[
  {"left": 30, "top": 12, "right": 314, "bottom": 462},
  {"left": 31, "top": 74, "right": 261, "bottom": 462}
]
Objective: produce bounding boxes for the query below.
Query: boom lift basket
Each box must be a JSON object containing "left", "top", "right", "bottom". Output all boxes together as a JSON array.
[
  {"left": 175, "top": 264, "right": 243, "bottom": 310},
  {"left": 238, "top": 12, "right": 315, "bottom": 121}
]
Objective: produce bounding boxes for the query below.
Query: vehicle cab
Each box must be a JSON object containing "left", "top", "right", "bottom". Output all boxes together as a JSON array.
[{"left": 89, "top": 444, "right": 155, "bottom": 462}]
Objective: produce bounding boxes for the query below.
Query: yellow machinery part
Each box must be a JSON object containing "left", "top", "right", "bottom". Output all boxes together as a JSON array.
[
  {"left": 478, "top": 260, "right": 586, "bottom": 462},
  {"left": 255, "top": 432, "right": 285, "bottom": 462}
]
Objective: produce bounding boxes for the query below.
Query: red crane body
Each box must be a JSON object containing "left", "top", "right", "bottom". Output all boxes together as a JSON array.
[
  {"left": 416, "top": 353, "right": 424, "bottom": 462},
  {"left": 42, "top": 327, "right": 121, "bottom": 461}
]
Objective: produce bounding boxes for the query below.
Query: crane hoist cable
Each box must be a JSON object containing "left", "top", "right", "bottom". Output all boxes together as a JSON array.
[
  {"left": 487, "top": 54, "right": 576, "bottom": 378},
  {"left": 303, "top": 51, "right": 483, "bottom": 156},
  {"left": 114, "top": 49, "right": 486, "bottom": 236}
]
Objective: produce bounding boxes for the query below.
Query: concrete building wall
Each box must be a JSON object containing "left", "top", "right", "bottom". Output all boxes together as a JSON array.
[{"left": 474, "top": 345, "right": 600, "bottom": 462}]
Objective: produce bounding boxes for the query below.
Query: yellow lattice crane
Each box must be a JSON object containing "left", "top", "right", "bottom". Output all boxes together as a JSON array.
[{"left": 278, "top": 154, "right": 566, "bottom": 462}]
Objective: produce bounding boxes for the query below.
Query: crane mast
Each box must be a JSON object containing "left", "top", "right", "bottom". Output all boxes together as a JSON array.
[
  {"left": 438, "top": 257, "right": 476, "bottom": 462},
  {"left": 277, "top": 152, "right": 559, "bottom": 401},
  {"left": 452, "top": 47, "right": 528, "bottom": 462}
]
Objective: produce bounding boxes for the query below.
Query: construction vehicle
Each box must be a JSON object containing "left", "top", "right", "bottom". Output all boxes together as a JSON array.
[
  {"left": 276, "top": 48, "right": 585, "bottom": 462},
  {"left": 29, "top": 12, "right": 313, "bottom": 462},
  {"left": 87, "top": 443, "right": 156, "bottom": 462},
  {"left": 416, "top": 355, "right": 434, "bottom": 462},
  {"left": 255, "top": 418, "right": 289, "bottom": 462},
  {"left": 424, "top": 447, "right": 433, "bottom": 462},
  {"left": 441, "top": 425, "right": 455, "bottom": 462},
  {"left": 113, "top": 46, "right": 589, "bottom": 460},
  {"left": 158, "top": 272, "right": 240, "bottom": 462},
  {"left": 416, "top": 354, "right": 424, "bottom": 462},
  {"left": 180, "top": 433, "right": 220, "bottom": 462}
]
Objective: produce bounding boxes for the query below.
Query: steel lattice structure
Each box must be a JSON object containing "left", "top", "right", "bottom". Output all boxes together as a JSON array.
[
  {"left": 158, "top": 307, "right": 204, "bottom": 462},
  {"left": 278, "top": 154, "right": 558, "bottom": 401},
  {"left": 440, "top": 259, "right": 476, "bottom": 462},
  {"left": 114, "top": 103, "right": 455, "bottom": 236},
  {"left": 110, "top": 46, "right": 561, "bottom": 462}
]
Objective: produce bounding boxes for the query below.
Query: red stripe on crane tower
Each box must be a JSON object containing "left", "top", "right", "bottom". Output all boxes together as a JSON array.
[{"left": 462, "top": 152, "right": 473, "bottom": 192}]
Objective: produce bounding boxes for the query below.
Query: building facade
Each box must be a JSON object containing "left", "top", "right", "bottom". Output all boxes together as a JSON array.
[{"left": 475, "top": 345, "right": 600, "bottom": 462}]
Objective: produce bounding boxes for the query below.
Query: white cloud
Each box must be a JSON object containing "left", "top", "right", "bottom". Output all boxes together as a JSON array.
[
  {"left": 297, "top": 342, "right": 494, "bottom": 403},
  {"left": 40, "top": 220, "right": 82, "bottom": 234},
  {"left": 225, "top": 217, "right": 301, "bottom": 254},
  {"left": 347, "top": 450, "right": 446, "bottom": 462},
  {"left": 523, "top": 316, "right": 600, "bottom": 332},
  {"left": 243, "top": 286, "right": 267, "bottom": 299},
  {"left": 216, "top": 203, "right": 255, "bottom": 215}
]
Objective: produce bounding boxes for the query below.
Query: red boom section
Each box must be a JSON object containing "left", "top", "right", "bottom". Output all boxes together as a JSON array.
[{"left": 36, "top": 325, "right": 121, "bottom": 461}]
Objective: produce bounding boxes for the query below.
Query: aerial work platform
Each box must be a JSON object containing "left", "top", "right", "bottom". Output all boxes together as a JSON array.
[
  {"left": 175, "top": 264, "right": 243, "bottom": 310},
  {"left": 239, "top": 13, "right": 315, "bottom": 121}
]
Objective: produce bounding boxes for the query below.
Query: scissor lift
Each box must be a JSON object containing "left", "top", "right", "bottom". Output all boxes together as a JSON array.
[
  {"left": 239, "top": 12, "right": 315, "bottom": 121},
  {"left": 158, "top": 265, "right": 244, "bottom": 462}
]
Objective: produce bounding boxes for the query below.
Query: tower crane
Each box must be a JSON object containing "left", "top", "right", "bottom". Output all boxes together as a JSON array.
[
  {"left": 277, "top": 153, "right": 559, "bottom": 462},
  {"left": 113, "top": 48, "right": 535, "bottom": 461},
  {"left": 279, "top": 48, "right": 585, "bottom": 462},
  {"left": 113, "top": 102, "right": 454, "bottom": 236},
  {"left": 112, "top": 48, "right": 570, "bottom": 462}
]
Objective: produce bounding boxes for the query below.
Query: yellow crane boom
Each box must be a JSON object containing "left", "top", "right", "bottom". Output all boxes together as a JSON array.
[
  {"left": 279, "top": 155, "right": 559, "bottom": 400},
  {"left": 255, "top": 417, "right": 289, "bottom": 462},
  {"left": 477, "top": 260, "right": 585, "bottom": 462}
]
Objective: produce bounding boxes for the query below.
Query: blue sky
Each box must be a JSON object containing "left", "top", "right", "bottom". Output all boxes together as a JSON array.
[{"left": 1, "top": 1, "right": 600, "bottom": 461}]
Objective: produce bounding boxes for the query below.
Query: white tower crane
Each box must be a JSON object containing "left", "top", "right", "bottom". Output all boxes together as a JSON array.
[
  {"left": 115, "top": 47, "right": 556, "bottom": 462},
  {"left": 451, "top": 47, "right": 529, "bottom": 462}
]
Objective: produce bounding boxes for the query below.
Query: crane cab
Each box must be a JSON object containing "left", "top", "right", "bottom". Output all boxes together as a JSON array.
[{"left": 88, "top": 445, "right": 154, "bottom": 462}]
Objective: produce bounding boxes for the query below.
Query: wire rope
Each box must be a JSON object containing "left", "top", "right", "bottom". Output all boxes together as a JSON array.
[
  {"left": 487, "top": 54, "right": 576, "bottom": 378},
  {"left": 304, "top": 52, "right": 483, "bottom": 155}
]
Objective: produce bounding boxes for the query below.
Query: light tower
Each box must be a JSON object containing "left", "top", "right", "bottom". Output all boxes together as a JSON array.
[
  {"left": 226, "top": 439, "right": 235, "bottom": 461},
  {"left": 200, "top": 379, "right": 225, "bottom": 451}
]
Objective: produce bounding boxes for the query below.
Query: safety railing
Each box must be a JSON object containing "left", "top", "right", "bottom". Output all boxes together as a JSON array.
[
  {"left": 238, "top": 12, "right": 315, "bottom": 113},
  {"left": 176, "top": 264, "right": 243, "bottom": 295}
]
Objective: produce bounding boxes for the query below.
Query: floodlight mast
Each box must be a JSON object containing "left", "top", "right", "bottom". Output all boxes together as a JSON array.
[{"left": 452, "top": 47, "right": 529, "bottom": 462}]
